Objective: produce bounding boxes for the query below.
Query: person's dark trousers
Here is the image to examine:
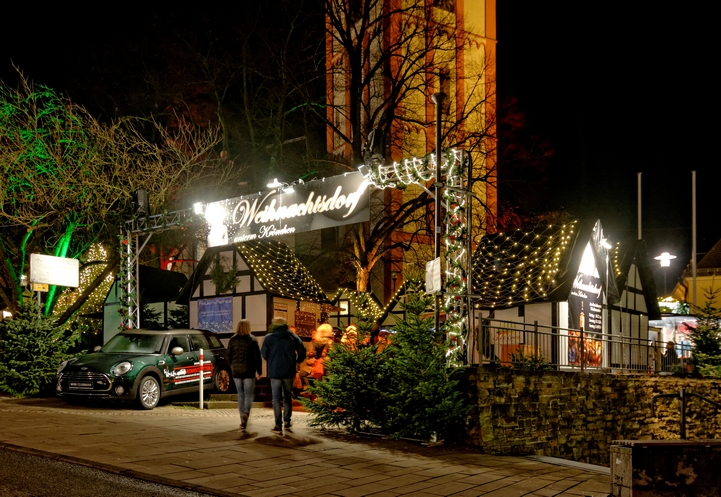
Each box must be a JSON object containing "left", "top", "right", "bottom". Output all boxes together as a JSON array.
[{"left": 270, "top": 377, "right": 294, "bottom": 428}]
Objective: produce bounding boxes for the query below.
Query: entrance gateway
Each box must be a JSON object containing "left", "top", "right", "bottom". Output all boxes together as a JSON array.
[{"left": 119, "top": 150, "right": 472, "bottom": 360}]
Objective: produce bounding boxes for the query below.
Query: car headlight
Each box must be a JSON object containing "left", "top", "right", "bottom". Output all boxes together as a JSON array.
[{"left": 113, "top": 361, "right": 133, "bottom": 376}]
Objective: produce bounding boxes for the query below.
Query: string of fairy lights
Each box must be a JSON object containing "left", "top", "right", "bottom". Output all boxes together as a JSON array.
[
  {"left": 362, "top": 148, "right": 470, "bottom": 355},
  {"left": 470, "top": 221, "right": 578, "bottom": 308},
  {"left": 441, "top": 152, "right": 470, "bottom": 343},
  {"left": 52, "top": 243, "right": 115, "bottom": 334},
  {"left": 236, "top": 239, "right": 327, "bottom": 303},
  {"left": 328, "top": 288, "right": 385, "bottom": 322}
]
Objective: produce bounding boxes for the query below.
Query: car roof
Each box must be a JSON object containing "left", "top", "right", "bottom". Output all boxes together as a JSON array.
[{"left": 119, "top": 329, "right": 212, "bottom": 336}]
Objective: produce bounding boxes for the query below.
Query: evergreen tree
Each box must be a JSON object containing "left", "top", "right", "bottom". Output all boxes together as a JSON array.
[
  {"left": 690, "top": 290, "right": 721, "bottom": 377},
  {"left": 0, "top": 297, "right": 78, "bottom": 396},
  {"left": 302, "top": 299, "right": 393, "bottom": 432},
  {"left": 140, "top": 303, "right": 164, "bottom": 330},
  {"left": 383, "top": 278, "right": 470, "bottom": 441},
  {"left": 168, "top": 305, "right": 189, "bottom": 329},
  {"left": 302, "top": 279, "right": 470, "bottom": 441}
]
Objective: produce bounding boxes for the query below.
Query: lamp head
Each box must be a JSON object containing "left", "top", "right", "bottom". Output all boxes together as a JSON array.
[
  {"left": 193, "top": 202, "right": 206, "bottom": 216},
  {"left": 654, "top": 252, "right": 677, "bottom": 267}
]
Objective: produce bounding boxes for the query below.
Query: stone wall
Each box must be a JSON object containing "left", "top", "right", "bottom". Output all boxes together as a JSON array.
[{"left": 463, "top": 368, "right": 721, "bottom": 466}]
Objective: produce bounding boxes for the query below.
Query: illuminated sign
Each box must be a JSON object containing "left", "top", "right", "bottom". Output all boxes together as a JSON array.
[{"left": 204, "top": 172, "right": 370, "bottom": 247}]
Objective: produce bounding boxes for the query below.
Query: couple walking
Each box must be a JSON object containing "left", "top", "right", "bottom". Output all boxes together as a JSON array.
[{"left": 226, "top": 317, "right": 306, "bottom": 434}]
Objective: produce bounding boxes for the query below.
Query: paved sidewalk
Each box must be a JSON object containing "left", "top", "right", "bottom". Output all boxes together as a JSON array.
[{"left": 0, "top": 395, "right": 610, "bottom": 497}]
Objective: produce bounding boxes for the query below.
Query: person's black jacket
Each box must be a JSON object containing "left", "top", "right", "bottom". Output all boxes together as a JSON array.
[
  {"left": 261, "top": 324, "right": 306, "bottom": 378},
  {"left": 226, "top": 334, "right": 262, "bottom": 378}
]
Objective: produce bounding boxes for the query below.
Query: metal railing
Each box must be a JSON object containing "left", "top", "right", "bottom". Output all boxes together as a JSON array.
[
  {"left": 474, "top": 318, "right": 692, "bottom": 373},
  {"left": 652, "top": 388, "right": 721, "bottom": 439}
]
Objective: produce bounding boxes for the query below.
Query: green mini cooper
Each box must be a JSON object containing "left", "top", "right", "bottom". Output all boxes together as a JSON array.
[{"left": 56, "top": 329, "right": 232, "bottom": 409}]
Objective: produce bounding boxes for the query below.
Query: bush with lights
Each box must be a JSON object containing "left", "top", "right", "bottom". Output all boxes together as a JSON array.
[{"left": 0, "top": 297, "right": 78, "bottom": 397}]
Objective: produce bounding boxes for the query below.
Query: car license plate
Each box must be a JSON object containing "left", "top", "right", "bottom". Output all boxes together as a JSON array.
[{"left": 69, "top": 382, "right": 93, "bottom": 389}]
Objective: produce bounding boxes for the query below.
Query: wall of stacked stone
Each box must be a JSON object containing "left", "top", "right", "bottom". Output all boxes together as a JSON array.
[{"left": 462, "top": 368, "right": 721, "bottom": 466}]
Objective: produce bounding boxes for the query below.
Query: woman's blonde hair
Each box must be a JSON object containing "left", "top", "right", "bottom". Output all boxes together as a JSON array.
[{"left": 235, "top": 319, "right": 251, "bottom": 336}]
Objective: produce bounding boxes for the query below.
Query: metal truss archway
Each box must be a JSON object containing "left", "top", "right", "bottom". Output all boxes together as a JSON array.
[
  {"left": 359, "top": 148, "right": 473, "bottom": 363},
  {"left": 119, "top": 209, "right": 203, "bottom": 330},
  {"left": 120, "top": 150, "right": 474, "bottom": 361}
]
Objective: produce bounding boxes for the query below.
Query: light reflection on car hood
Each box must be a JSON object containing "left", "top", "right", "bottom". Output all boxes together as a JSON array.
[{"left": 65, "top": 353, "right": 155, "bottom": 372}]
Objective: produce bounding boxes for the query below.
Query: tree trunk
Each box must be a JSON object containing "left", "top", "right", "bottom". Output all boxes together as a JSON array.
[{"left": 356, "top": 266, "right": 371, "bottom": 292}]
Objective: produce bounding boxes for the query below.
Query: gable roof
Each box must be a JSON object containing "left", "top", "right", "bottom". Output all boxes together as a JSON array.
[
  {"left": 138, "top": 265, "right": 188, "bottom": 303},
  {"left": 698, "top": 237, "right": 721, "bottom": 270},
  {"left": 470, "top": 220, "right": 624, "bottom": 310},
  {"left": 613, "top": 239, "right": 662, "bottom": 320},
  {"left": 176, "top": 239, "right": 328, "bottom": 305},
  {"left": 470, "top": 220, "right": 583, "bottom": 308},
  {"left": 328, "top": 287, "right": 385, "bottom": 322},
  {"left": 237, "top": 239, "right": 328, "bottom": 303},
  {"left": 379, "top": 278, "right": 438, "bottom": 327}
]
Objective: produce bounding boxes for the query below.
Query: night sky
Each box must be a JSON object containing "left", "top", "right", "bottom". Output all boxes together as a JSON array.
[
  {"left": 2, "top": 3, "right": 717, "bottom": 295},
  {"left": 497, "top": 2, "right": 718, "bottom": 294}
]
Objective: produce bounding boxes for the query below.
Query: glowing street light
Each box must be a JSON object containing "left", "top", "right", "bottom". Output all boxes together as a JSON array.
[
  {"left": 654, "top": 252, "right": 677, "bottom": 267},
  {"left": 655, "top": 252, "right": 677, "bottom": 296}
]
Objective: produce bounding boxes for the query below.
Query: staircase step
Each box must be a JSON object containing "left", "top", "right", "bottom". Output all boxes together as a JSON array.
[{"left": 171, "top": 400, "right": 268, "bottom": 410}]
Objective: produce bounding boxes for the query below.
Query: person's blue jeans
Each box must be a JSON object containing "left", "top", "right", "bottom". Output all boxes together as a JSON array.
[
  {"left": 233, "top": 377, "right": 256, "bottom": 420},
  {"left": 270, "top": 377, "right": 293, "bottom": 428}
]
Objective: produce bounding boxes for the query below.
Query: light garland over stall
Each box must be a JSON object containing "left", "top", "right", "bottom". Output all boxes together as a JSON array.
[{"left": 359, "top": 148, "right": 472, "bottom": 363}]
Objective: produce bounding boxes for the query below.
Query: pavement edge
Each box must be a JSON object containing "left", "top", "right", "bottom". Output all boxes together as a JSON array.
[{"left": 0, "top": 441, "right": 243, "bottom": 497}]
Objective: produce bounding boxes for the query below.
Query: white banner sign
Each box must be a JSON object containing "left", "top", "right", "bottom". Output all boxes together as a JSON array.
[
  {"left": 29, "top": 254, "right": 79, "bottom": 287},
  {"left": 425, "top": 257, "right": 442, "bottom": 294}
]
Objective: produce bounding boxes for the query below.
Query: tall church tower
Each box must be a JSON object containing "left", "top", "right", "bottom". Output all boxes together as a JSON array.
[{"left": 325, "top": 0, "right": 497, "bottom": 301}]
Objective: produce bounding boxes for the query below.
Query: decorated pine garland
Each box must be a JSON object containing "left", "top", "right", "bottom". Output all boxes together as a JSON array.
[{"left": 209, "top": 256, "right": 238, "bottom": 294}]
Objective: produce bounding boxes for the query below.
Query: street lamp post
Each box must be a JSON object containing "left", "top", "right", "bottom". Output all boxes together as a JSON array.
[{"left": 432, "top": 92, "right": 446, "bottom": 333}]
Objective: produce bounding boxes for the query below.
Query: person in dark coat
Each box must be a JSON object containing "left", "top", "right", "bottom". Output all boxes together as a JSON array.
[
  {"left": 260, "top": 317, "right": 306, "bottom": 434},
  {"left": 663, "top": 340, "right": 679, "bottom": 371},
  {"left": 226, "top": 319, "right": 262, "bottom": 430}
]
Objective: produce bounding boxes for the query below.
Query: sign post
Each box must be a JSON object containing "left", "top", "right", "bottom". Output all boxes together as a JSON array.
[{"left": 199, "top": 348, "right": 204, "bottom": 410}]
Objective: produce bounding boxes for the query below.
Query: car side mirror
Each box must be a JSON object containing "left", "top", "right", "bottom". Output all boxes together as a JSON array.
[
  {"left": 171, "top": 346, "right": 184, "bottom": 356},
  {"left": 93, "top": 345, "right": 102, "bottom": 352}
]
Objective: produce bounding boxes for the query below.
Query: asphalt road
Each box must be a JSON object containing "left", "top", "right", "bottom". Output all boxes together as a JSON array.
[{"left": 0, "top": 447, "right": 213, "bottom": 497}]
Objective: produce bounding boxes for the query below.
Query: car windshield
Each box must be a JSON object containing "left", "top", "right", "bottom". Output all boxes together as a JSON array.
[{"left": 101, "top": 333, "right": 165, "bottom": 354}]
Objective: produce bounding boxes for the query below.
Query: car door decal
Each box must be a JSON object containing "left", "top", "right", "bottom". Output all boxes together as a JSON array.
[{"left": 163, "top": 361, "right": 214, "bottom": 385}]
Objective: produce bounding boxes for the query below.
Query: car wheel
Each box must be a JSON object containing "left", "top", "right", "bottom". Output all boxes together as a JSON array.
[
  {"left": 136, "top": 376, "right": 160, "bottom": 410},
  {"left": 214, "top": 367, "right": 232, "bottom": 393}
]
